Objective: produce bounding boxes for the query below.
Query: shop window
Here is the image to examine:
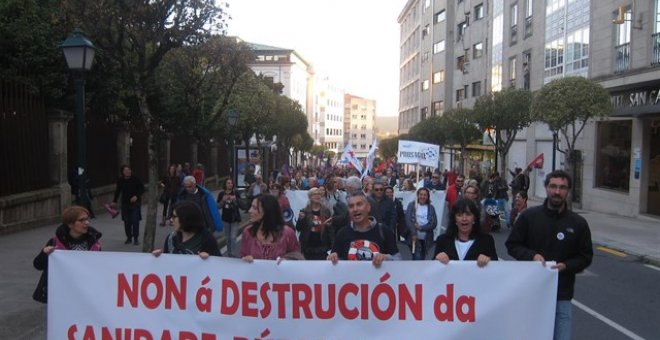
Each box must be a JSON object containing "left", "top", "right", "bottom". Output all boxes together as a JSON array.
[{"left": 595, "top": 120, "right": 632, "bottom": 192}]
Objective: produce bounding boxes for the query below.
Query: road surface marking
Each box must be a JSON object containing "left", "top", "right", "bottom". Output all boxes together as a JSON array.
[
  {"left": 643, "top": 264, "right": 660, "bottom": 272},
  {"left": 572, "top": 300, "right": 646, "bottom": 340},
  {"left": 597, "top": 246, "right": 627, "bottom": 257}
]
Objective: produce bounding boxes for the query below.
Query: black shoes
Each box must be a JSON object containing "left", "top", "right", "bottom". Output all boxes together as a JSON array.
[
  {"left": 133, "top": 239, "right": 139, "bottom": 245},
  {"left": 124, "top": 238, "right": 131, "bottom": 244}
]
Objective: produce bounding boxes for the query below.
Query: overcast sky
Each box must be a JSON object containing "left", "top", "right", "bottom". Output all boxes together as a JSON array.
[{"left": 225, "top": 0, "right": 407, "bottom": 117}]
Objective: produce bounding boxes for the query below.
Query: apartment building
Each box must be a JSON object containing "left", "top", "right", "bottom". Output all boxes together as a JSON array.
[
  {"left": 314, "top": 75, "right": 345, "bottom": 153},
  {"left": 344, "top": 94, "right": 376, "bottom": 158},
  {"left": 397, "top": 0, "right": 660, "bottom": 217}
]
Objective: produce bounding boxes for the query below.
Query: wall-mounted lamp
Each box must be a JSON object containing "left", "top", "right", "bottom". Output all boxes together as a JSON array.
[{"left": 612, "top": 3, "right": 643, "bottom": 30}]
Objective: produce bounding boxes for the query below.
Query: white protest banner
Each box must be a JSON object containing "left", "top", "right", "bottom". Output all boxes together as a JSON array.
[
  {"left": 397, "top": 140, "right": 441, "bottom": 167},
  {"left": 49, "top": 251, "right": 557, "bottom": 340}
]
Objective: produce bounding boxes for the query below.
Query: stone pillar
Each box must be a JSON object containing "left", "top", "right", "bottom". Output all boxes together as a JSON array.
[
  {"left": 117, "top": 124, "right": 131, "bottom": 167},
  {"left": 48, "top": 109, "right": 74, "bottom": 210}
]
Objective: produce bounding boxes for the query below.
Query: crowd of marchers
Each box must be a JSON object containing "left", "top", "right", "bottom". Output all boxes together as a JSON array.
[{"left": 33, "top": 162, "right": 591, "bottom": 340}]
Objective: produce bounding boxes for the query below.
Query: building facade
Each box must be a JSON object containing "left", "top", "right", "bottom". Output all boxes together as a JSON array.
[
  {"left": 344, "top": 94, "right": 376, "bottom": 157},
  {"left": 245, "top": 42, "right": 348, "bottom": 153},
  {"left": 313, "top": 75, "right": 345, "bottom": 153},
  {"left": 398, "top": 0, "right": 660, "bottom": 218}
]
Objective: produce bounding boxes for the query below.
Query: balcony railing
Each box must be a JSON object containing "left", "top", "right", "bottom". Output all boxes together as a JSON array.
[
  {"left": 652, "top": 33, "right": 660, "bottom": 65},
  {"left": 614, "top": 43, "right": 630, "bottom": 73}
]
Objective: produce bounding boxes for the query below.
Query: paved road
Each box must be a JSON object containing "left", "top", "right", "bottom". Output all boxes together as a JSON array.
[
  {"left": 491, "top": 228, "right": 660, "bottom": 340},
  {"left": 2, "top": 212, "right": 658, "bottom": 339}
]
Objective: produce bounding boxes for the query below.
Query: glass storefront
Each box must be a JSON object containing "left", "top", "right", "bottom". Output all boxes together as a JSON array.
[
  {"left": 595, "top": 120, "right": 632, "bottom": 191},
  {"left": 648, "top": 121, "right": 660, "bottom": 215}
]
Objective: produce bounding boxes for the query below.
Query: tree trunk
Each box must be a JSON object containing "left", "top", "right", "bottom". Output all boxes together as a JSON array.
[
  {"left": 142, "top": 131, "right": 160, "bottom": 252},
  {"left": 136, "top": 93, "right": 159, "bottom": 253}
]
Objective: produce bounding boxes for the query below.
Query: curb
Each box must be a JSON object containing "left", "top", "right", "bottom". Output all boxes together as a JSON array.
[{"left": 594, "top": 242, "right": 660, "bottom": 268}]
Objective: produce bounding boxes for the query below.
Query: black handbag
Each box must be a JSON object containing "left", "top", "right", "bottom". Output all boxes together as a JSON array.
[
  {"left": 32, "top": 272, "right": 47, "bottom": 303},
  {"left": 159, "top": 192, "right": 168, "bottom": 204}
]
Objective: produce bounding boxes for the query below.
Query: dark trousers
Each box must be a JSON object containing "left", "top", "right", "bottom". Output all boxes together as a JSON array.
[
  {"left": 411, "top": 239, "right": 429, "bottom": 261},
  {"left": 123, "top": 206, "right": 141, "bottom": 241},
  {"left": 162, "top": 196, "right": 176, "bottom": 218}
]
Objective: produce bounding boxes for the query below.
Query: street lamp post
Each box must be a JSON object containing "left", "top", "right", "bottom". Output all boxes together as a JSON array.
[
  {"left": 61, "top": 29, "right": 96, "bottom": 210},
  {"left": 227, "top": 110, "right": 239, "bottom": 183}
]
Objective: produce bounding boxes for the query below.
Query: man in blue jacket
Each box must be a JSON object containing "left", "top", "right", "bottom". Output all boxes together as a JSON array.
[{"left": 177, "top": 176, "right": 222, "bottom": 233}]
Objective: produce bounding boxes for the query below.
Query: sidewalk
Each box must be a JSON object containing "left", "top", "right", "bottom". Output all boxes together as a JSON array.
[
  {"left": 0, "top": 191, "right": 232, "bottom": 339},
  {"left": 527, "top": 198, "right": 660, "bottom": 266}
]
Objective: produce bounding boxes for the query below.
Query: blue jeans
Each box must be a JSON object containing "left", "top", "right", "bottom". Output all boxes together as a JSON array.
[
  {"left": 496, "top": 198, "right": 510, "bottom": 226},
  {"left": 411, "top": 239, "right": 428, "bottom": 260},
  {"left": 554, "top": 300, "right": 572, "bottom": 340},
  {"left": 224, "top": 221, "right": 240, "bottom": 257}
]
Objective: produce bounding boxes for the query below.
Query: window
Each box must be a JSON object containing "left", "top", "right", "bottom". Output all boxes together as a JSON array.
[
  {"left": 524, "top": 0, "right": 533, "bottom": 37},
  {"left": 421, "top": 107, "right": 429, "bottom": 120},
  {"left": 422, "top": 80, "right": 430, "bottom": 91},
  {"left": 523, "top": 51, "right": 531, "bottom": 90},
  {"left": 434, "top": 40, "right": 446, "bottom": 54},
  {"left": 473, "top": 42, "right": 484, "bottom": 58},
  {"left": 566, "top": 28, "right": 590, "bottom": 74},
  {"left": 656, "top": 0, "right": 660, "bottom": 33},
  {"left": 544, "top": 39, "right": 564, "bottom": 78},
  {"left": 457, "top": 21, "right": 468, "bottom": 40},
  {"left": 422, "top": 25, "right": 430, "bottom": 39},
  {"left": 433, "top": 70, "right": 445, "bottom": 83},
  {"left": 595, "top": 120, "right": 632, "bottom": 192},
  {"left": 422, "top": 51, "right": 430, "bottom": 62},
  {"left": 360, "top": 134, "right": 366, "bottom": 138},
  {"left": 510, "top": 3, "right": 518, "bottom": 45},
  {"left": 509, "top": 56, "right": 517, "bottom": 87},
  {"left": 472, "top": 81, "right": 482, "bottom": 97},
  {"left": 433, "top": 101, "right": 444, "bottom": 116},
  {"left": 475, "top": 4, "right": 484, "bottom": 20},
  {"left": 424, "top": 0, "right": 431, "bottom": 10},
  {"left": 360, "top": 144, "right": 367, "bottom": 149},
  {"left": 435, "top": 10, "right": 446, "bottom": 23},
  {"left": 457, "top": 55, "right": 466, "bottom": 71},
  {"left": 615, "top": 8, "right": 632, "bottom": 73},
  {"left": 456, "top": 88, "right": 465, "bottom": 102}
]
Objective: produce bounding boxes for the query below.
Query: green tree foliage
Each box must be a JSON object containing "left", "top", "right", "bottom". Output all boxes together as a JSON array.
[
  {"left": 408, "top": 116, "right": 446, "bottom": 146},
  {"left": 531, "top": 77, "right": 612, "bottom": 154},
  {"left": 442, "top": 108, "right": 482, "bottom": 173},
  {"left": 0, "top": 0, "right": 69, "bottom": 104},
  {"left": 64, "top": 0, "right": 227, "bottom": 251},
  {"left": 155, "top": 35, "right": 254, "bottom": 140},
  {"left": 473, "top": 88, "right": 533, "bottom": 172},
  {"left": 531, "top": 76, "right": 612, "bottom": 203},
  {"left": 379, "top": 137, "right": 400, "bottom": 159}
]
